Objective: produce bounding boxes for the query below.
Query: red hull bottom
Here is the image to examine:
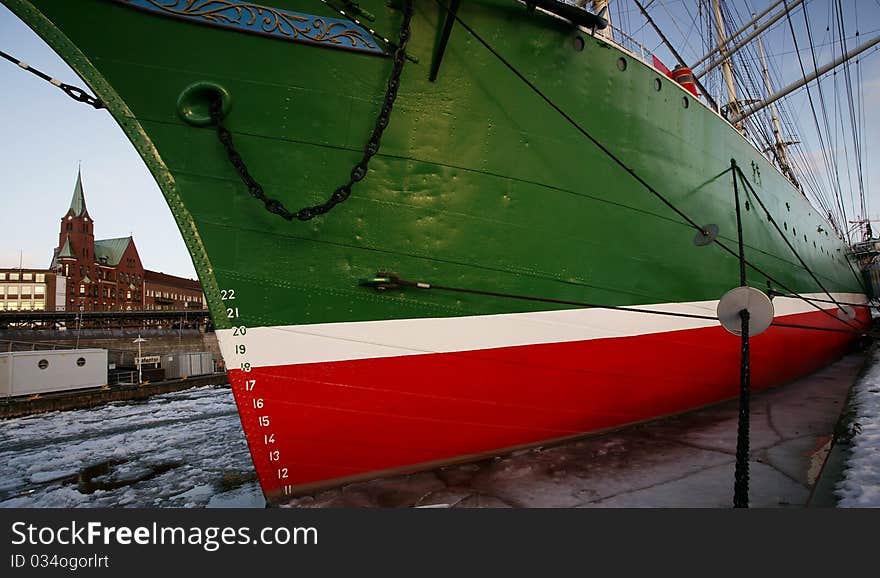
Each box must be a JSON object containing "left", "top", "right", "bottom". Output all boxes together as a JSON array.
[{"left": 227, "top": 307, "right": 868, "bottom": 499}]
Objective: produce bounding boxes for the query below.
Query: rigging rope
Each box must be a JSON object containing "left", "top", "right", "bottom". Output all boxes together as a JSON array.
[
  {"left": 361, "top": 272, "right": 877, "bottom": 338},
  {"left": 733, "top": 165, "right": 852, "bottom": 311},
  {"left": 0, "top": 49, "right": 104, "bottom": 109},
  {"left": 833, "top": 0, "right": 867, "bottom": 229},
  {"left": 362, "top": 272, "right": 718, "bottom": 321},
  {"left": 799, "top": 0, "right": 849, "bottom": 237},
  {"left": 433, "top": 0, "right": 864, "bottom": 333}
]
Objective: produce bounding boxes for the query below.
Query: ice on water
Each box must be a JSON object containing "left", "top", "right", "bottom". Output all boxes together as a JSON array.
[{"left": 0, "top": 385, "right": 264, "bottom": 508}]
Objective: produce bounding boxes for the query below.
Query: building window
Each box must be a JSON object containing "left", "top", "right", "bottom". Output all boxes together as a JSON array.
[
  {"left": 9, "top": 272, "right": 18, "bottom": 281},
  {"left": 22, "top": 273, "right": 32, "bottom": 281},
  {"left": 7, "top": 286, "right": 18, "bottom": 298},
  {"left": 0, "top": 273, "right": 5, "bottom": 280},
  {"left": 35, "top": 273, "right": 45, "bottom": 282},
  {"left": 126, "top": 291, "right": 132, "bottom": 300},
  {"left": 79, "top": 284, "right": 85, "bottom": 295},
  {"left": 34, "top": 286, "right": 45, "bottom": 296}
]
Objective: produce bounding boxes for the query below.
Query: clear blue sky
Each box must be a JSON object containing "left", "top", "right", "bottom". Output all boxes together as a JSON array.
[
  {"left": 0, "top": 3, "right": 197, "bottom": 278},
  {"left": 0, "top": 0, "right": 878, "bottom": 276}
]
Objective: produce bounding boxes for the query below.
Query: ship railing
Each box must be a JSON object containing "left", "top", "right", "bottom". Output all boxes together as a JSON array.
[
  {"left": 604, "top": 24, "right": 654, "bottom": 64},
  {"left": 109, "top": 370, "right": 138, "bottom": 386}
]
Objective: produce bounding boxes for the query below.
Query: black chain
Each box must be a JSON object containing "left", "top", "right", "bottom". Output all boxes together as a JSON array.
[
  {"left": 209, "top": 97, "right": 293, "bottom": 219},
  {"left": 0, "top": 49, "right": 104, "bottom": 109},
  {"left": 734, "top": 308, "right": 751, "bottom": 508},
  {"left": 731, "top": 159, "right": 750, "bottom": 509},
  {"left": 209, "top": 0, "right": 413, "bottom": 222}
]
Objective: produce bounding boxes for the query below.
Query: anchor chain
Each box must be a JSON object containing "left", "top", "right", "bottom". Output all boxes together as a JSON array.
[
  {"left": 209, "top": 0, "right": 413, "bottom": 221},
  {"left": 0, "top": 49, "right": 104, "bottom": 109}
]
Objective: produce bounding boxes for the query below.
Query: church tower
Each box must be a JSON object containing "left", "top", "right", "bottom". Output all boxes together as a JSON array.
[
  {"left": 50, "top": 167, "right": 146, "bottom": 311},
  {"left": 53, "top": 168, "right": 97, "bottom": 310},
  {"left": 58, "top": 167, "right": 95, "bottom": 258}
]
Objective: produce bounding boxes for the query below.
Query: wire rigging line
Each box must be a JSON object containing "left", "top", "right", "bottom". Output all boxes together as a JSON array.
[
  {"left": 0, "top": 49, "right": 104, "bottom": 109},
  {"left": 362, "top": 273, "right": 874, "bottom": 338},
  {"left": 734, "top": 165, "right": 864, "bottom": 305},
  {"left": 433, "top": 0, "right": 864, "bottom": 333},
  {"left": 808, "top": 0, "right": 852, "bottom": 237},
  {"left": 833, "top": 0, "right": 867, "bottom": 228},
  {"left": 783, "top": 0, "right": 847, "bottom": 236}
]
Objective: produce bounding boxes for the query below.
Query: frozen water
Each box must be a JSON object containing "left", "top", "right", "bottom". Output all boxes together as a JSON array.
[{"left": 0, "top": 385, "right": 265, "bottom": 508}]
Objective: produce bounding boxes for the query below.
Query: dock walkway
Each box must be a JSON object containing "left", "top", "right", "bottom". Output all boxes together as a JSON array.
[{"left": 283, "top": 353, "right": 868, "bottom": 508}]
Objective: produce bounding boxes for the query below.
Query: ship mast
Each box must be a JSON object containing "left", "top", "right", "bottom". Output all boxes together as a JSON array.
[
  {"left": 731, "top": 32, "right": 880, "bottom": 124},
  {"left": 756, "top": 28, "right": 799, "bottom": 189},
  {"left": 711, "top": 0, "right": 742, "bottom": 130},
  {"left": 592, "top": 0, "right": 614, "bottom": 40}
]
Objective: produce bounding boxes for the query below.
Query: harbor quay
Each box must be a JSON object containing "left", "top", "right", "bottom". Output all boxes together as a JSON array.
[{"left": 1, "top": 322, "right": 223, "bottom": 419}]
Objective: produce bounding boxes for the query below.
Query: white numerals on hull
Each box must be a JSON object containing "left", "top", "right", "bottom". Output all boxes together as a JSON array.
[{"left": 222, "top": 287, "right": 291, "bottom": 495}]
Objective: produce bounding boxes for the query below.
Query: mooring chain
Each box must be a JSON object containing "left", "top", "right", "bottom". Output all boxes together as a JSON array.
[
  {"left": 209, "top": 0, "right": 413, "bottom": 222},
  {"left": 0, "top": 49, "right": 104, "bottom": 110},
  {"left": 209, "top": 100, "right": 295, "bottom": 220},
  {"left": 733, "top": 308, "right": 751, "bottom": 508},
  {"left": 731, "top": 160, "right": 751, "bottom": 508}
]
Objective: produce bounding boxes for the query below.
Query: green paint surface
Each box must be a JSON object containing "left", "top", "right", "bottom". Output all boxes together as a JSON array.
[{"left": 4, "top": 0, "right": 863, "bottom": 331}]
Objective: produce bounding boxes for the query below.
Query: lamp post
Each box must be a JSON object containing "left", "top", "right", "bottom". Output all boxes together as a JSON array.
[
  {"left": 75, "top": 303, "right": 84, "bottom": 350},
  {"left": 133, "top": 335, "right": 147, "bottom": 384}
]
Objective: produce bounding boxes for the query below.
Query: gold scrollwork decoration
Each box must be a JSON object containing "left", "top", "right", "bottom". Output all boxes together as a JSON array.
[{"left": 119, "top": 0, "right": 380, "bottom": 52}]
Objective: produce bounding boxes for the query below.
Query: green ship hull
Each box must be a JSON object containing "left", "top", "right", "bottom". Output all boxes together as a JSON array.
[{"left": 4, "top": 0, "right": 869, "bottom": 501}]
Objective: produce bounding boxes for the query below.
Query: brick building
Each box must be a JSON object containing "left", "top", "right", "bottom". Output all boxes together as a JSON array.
[
  {"left": 37, "top": 169, "right": 206, "bottom": 312},
  {"left": 145, "top": 270, "right": 204, "bottom": 310}
]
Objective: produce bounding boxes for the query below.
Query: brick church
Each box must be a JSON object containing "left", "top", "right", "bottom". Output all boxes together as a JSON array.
[{"left": 48, "top": 169, "right": 205, "bottom": 312}]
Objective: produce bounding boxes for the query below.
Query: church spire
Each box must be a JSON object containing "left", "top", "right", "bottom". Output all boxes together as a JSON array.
[{"left": 68, "top": 167, "right": 88, "bottom": 217}]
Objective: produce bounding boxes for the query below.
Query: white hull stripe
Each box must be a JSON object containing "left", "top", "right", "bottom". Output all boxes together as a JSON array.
[{"left": 217, "top": 293, "right": 867, "bottom": 368}]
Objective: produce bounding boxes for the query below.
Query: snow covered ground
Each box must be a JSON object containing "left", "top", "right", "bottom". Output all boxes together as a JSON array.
[
  {"left": 0, "top": 385, "right": 265, "bottom": 508},
  {"left": 835, "top": 349, "right": 880, "bottom": 507}
]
